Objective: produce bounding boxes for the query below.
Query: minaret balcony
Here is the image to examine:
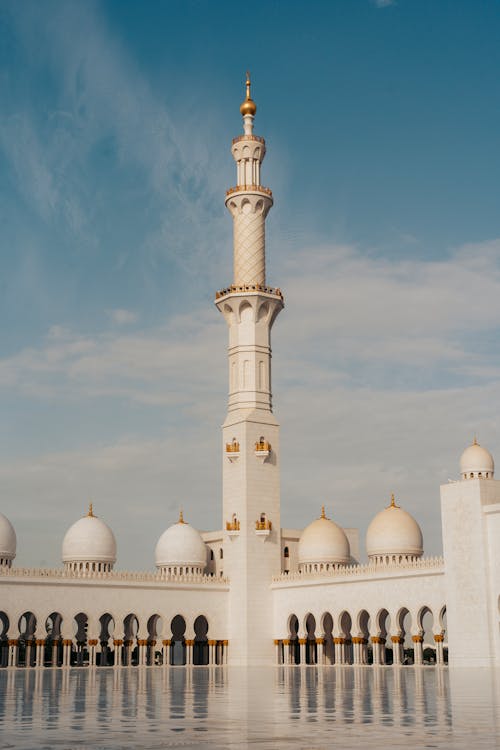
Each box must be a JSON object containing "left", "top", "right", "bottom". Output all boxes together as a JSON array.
[
  {"left": 255, "top": 518, "right": 272, "bottom": 540},
  {"left": 225, "top": 441, "right": 240, "bottom": 462},
  {"left": 215, "top": 284, "right": 283, "bottom": 301},
  {"left": 226, "top": 184, "right": 272, "bottom": 198},
  {"left": 226, "top": 519, "right": 241, "bottom": 538},
  {"left": 254, "top": 439, "right": 271, "bottom": 462}
]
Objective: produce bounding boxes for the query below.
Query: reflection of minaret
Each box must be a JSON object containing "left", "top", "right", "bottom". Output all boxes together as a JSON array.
[{"left": 216, "top": 74, "right": 284, "bottom": 666}]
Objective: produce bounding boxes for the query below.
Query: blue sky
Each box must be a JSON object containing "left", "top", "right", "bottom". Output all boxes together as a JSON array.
[{"left": 1, "top": 0, "right": 499, "bottom": 568}]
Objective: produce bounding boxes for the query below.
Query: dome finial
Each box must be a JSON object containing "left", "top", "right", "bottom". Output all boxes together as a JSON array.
[
  {"left": 320, "top": 505, "right": 326, "bottom": 519},
  {"left": 178, "top": 509, "right": 185, "bottom": 524},
  {"left": 473, "top": 434, "right": 478, "bottom": 446},
  {"left": 388, "top": 493, "right": 400, "bottom": 509},
  {"left": 240, "top": 71, "right": 257, "bottom": 118},
  {"left": 87, "top": 503, "right": 94, "bottom": 517}
]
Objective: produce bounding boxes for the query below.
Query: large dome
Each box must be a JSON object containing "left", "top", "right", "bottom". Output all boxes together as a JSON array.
[
  {"left": 298, "top": 507, "right": 351, "bottom": 572},
  {"left": 155, "top": 512, "right": 207, "bottom": 575},
  {"left": 366, "top": 495, "right": 423, "bottom": 563},
  {"left": 0, "top": 512, "right": 16, "bottom": 567},
  {"left": 62, "top": 505, "right": 117, "bottom": 572},
  {"left": 460, "top": 438, "right": 494, "bottom": 479}
]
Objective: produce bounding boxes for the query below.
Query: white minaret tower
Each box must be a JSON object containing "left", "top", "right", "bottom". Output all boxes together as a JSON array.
[{"left": 215, "top": 74, "right": 284, "bottom": 665}]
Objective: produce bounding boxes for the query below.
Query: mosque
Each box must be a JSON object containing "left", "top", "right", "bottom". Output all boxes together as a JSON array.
[{"left": 0, "top": 77, "right": 499, "bottom": 671}]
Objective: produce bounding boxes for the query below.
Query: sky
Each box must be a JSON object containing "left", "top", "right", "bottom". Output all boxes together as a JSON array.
[{"left": 0, "top": 0, "right": 499, "bottom": 569}]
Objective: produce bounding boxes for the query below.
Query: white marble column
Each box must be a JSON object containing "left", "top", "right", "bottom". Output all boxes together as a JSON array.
[{"left": 413, "top": 635, "right": 424, "bottom": 665}]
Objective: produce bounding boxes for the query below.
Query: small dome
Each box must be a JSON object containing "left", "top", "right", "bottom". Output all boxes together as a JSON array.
[
  {"left": 0, "top": 512, "right": 16, "bottom": 566},
  {"left": 298, "top": 507, "right": 350, "bottom": 570},
  {"left": 366, "top": 495, "right": 423, "bottom": 562},
  {"left": 155, "top": 511, "right": 207, "bottom": 574},
  {"left": 460, "top": 438, "right": 494, "bottom": 479},
  {"left": 62, "top": 505, "right": 116, "bottom": 571}
]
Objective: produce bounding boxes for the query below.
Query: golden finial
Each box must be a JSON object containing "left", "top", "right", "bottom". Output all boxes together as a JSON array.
[
  {"left": 320, "top": 505, "right": 327, "bottom": 519},
  {"left": 473, "top": 434, "right": 478, "bottom": 446},
  {"left": 178, "top": 509, "right": 185, "bottom": 524},
  {"left": 87, "top": 503, "right": 94, "bottom": 517},
  {"left": 388, "top": 493, "right": 400, "bottom": 509},
  {"left": 240, "top": 71, "right": 257, "bottom": 117}
]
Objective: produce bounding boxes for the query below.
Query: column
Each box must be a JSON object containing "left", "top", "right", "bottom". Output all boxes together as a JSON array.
[
  {"left": 434, "top": 634, "right": 444, "bottom": 665},
  {"left": 162, "top": 639, "right": 171, "bottom": 667},
  {"left": 222, "top": 640, "right": 228, "bottom": 665},
  {"left": 391, "top": 636, "right": 404, "bottom": 665},
  {"left": 113, "top": 640, "right": 123, "bottom": 667},
  {"left": 62, "top": 639, "right": 73, "bottom": 667},
  {"left": 352, "top": 637, "right": 361, "bottom": 665},
  {"left": 8, "top": 639, "right": 18, "bottom": 667},
  {"left": 209, "top": 640, "right": 217, "bottom": 666},
  {"left": 88, "top": 639, "right": 98, "bottom": 667},
  {"left": 298, "top": 637, "right": 306, "bottom": 665},
  {"left": 35, "top": 639, "right": 45, "bottom": 668},
  {"left": 282, "top": 639, "right": 290, "bottom": 665},
  {"left": 316, "top": 637, "right": 326, "bottom": 665},
  {"left": 25, "top": 639, "right": 33, "bottom": 668},
  {"left": 185, "top": 639, "right": 194, "bottom": 666},
  {"left": 412, "top": 635, "right": 424, "bottom": 665},
  {"left": 52, "top": 639, "right": 59, "bottom": 667},
  {"left": 273, "top": 639, "right": 279, "bottom": 665},
  {"left": 138, "top": 639, "right": 147, "bottom": 666},
  {"left": 148, "top": 639, "right": 156, "bottom": 666},
  {"left": 334, "top": 638, "right": 345, "bottom": 665}
]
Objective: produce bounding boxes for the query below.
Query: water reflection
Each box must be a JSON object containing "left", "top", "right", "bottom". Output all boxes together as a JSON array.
[{"left": 0, "top": 667, "right": 498, "bottom": 748}]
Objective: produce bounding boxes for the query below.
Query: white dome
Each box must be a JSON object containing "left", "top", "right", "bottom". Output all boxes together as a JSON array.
[
  {"left": 0, "top": 512, "right": 16, "bottom": 563},
  {"left": 460, "top": 438, "right": 494, "bottom": 479},
  {"left": 298, "top": 508, "right": 350, "bottom": 568},
  {"left": 366, "top": 496, "right": 423, "bottom": 560},
  {"left": 155, "top": 512, "right": 207, "bottom": 573},
  {"left": 62, "top": 506, "right": 116, "bottom": 567}
]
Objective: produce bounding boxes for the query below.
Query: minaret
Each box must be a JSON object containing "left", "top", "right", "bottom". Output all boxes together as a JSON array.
[{"left": 215, "top": 74, "right": 284, "bottom": 665}]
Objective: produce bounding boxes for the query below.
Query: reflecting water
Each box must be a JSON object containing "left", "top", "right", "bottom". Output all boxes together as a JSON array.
[{"left": 0, "top": 667, "right": 499, "bottom": 749}]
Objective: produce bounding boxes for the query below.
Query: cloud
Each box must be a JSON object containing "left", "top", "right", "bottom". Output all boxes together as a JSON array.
[
  {"left": 0, "top": 238, "right": 499, "bottom": 567},
  {"left": 1, "top": 1, "right": 229, "bottom": 280},
  {"left": 106, "top": 309, "right": 138, "bottom": 326}
]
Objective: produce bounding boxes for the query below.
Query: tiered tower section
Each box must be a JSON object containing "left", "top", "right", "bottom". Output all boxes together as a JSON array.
[{"left": 215, "top": 75, "right": 283, "bottom": 665}]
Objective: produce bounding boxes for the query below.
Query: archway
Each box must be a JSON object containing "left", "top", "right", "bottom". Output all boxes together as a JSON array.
[
  {"left": 356, "top": 609, "right": 371, "bottom": 665},
  {"left": 418, "top": 606, "right": 435, "bottom": 664},
  {"left": 170, "top": 615, "right": 186, "bottom": 666},
  {"left": 0, "top": 612, "right": 9, "bottom": 667},
  {"left": 18, "top": 611, "right": 36, "bottom": 667},
  {"left": 193, "top": 615, "right": 209, "bottom": 666},
  {"left": 46, "top": 612, "right": 63, "bottom": 667},
  {"left": 123, "top": 613, "right": 139, "bottom": 666},
  {"left": 305, "top": 613, "right": 317, "bottom": 665},
  {"left": 147, "top": 614, "right": 163, "bottom": 666},
  {"left": 288, "top": 614, "right": 300, "bottom": 665},
  {"left": 73, "top": 613, "right": 88, "bottom": 667},
  {"left": 321, "top": 612, "right": 334, "bottom": 664},
  {"left": 98, "top": 613, "right": 115, "bottom": 666},
  {"left": 338, "top": 611, "right": 353, "bottom": 665}
]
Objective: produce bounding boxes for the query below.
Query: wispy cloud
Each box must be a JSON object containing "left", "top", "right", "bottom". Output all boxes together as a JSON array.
[
  {"left": 106, "top": 309, "right": 138, "bottom": 326},
  {"left": 0, "top": 238, "right": 499, "bottom": 566}
]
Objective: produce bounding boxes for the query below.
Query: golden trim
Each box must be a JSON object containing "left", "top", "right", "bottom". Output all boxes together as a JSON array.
[
  {"left": 412, "top": 635, "right": 424, "bottom": 643},
  {"left": 226, "top": 184, "right": 272, "bottom": 197},
  {"left": 215, "top": 283, "right": 283, "bottom": 300}
]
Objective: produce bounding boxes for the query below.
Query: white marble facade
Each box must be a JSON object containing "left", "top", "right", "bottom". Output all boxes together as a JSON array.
[{"left": 0, "top": 77, "right": 499, "bottom": 670}]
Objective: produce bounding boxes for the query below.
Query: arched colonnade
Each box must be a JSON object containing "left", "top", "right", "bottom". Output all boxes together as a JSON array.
[
  {"left": 0, "top": 610, "right": 227, "bottom": 668},
  {"left": 275, "top": 605, "right": 447, "bottom": 666}
]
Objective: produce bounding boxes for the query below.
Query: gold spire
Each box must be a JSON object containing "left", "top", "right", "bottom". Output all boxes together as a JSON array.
[
  {"left": 387, "top": 493, "right": 400, "bottom": 509},
  {"left": 473, "top": 434, "right": 478, "bottom": 446},
  {"left": 320, "top": 505, "right": 328, "bottom": 519},
  {"left": 87, "top": 503, "right": 94, "bottom": 517},
  {"left": 240, "top": 71, "right": 257, "bottom": 117},
  {"left": 178, "top": 509, "right": 185, "bottom": 524}
]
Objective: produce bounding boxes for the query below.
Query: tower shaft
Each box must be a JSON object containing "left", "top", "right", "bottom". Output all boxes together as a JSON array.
[{"left": 215, "top": 76, "right": 283, "bottom": 665}]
